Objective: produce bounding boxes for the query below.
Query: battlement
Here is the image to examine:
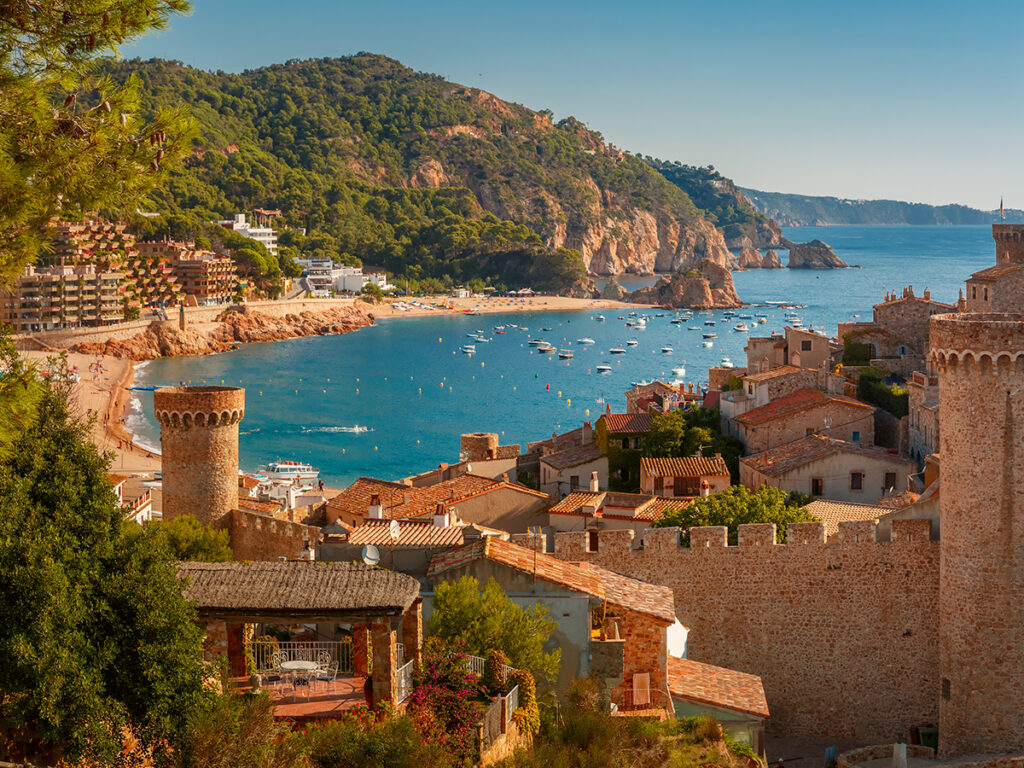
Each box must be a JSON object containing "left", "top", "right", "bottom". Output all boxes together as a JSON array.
[
  {"left": 930, "top": 313, "right": 1024, "bottom": 373},
  {"left": 992, "top": 224, "right": 1024, "bottom": 265},
  {"left": 549, "top": 518, "right": 934, "bottom": 558},
  {"left": 154, "top": 385, "right": 245, "bottom": 428},
  {"left": 226, "top": 507, "right": 319, "bottom": 560}
]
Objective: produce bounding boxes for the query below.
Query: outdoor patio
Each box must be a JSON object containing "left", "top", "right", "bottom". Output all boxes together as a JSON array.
[{"left": 232, "top": 674, "right": 371, "bottom": 723}]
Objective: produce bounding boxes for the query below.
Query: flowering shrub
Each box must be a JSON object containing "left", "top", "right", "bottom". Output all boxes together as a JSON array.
[
  {"left": 508, "top": 668, "right": 540, "bottom": 735},
  {"left": 408, "top": 638, "right": 484, "bottom": 765},
  {"left": 484, "top": 649, "right": 510, "bottom": 696}
]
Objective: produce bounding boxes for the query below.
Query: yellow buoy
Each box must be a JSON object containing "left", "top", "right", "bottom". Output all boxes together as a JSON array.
[
  {"left": 585, "top": 408, "right": 590, "bottom": 416},
  {"left": 481, "top": 361, "right": 484, "bottom": 367},
  {"left": 374, "top": 446, "right": 378, "bottom": 451},
  {"left": 558, "top": 391, "right": 562, "bottom": 397},
  {"left": 322, "top": 389, "right": 326, "bottom": 393},
  {"left": 567, "top": 398, "right": 571, "bottom": 406}
]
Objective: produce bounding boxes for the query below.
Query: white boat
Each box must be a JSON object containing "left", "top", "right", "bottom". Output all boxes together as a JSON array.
[
  {"left": 702, "top": 340, "right": 713, "bottom": 348},
  {"left": 734, "top": 323, "right": 750, "bottom": 332},
  {"left": 720, "top": 357, "right": 734, "bottom": 369},
  {"left": 558, "top": 349, "right": 574, "bottom": 359},
  {"left": 577, "top": 337, "right": 596, "bottom": 345},
  {"left": 626, "top": 339, "right": 639, "bottom": 346},
  {"left": 670, "top": 318, "right": 682, "bottom": 325},
  {"left": 609, "top": 347, "right": 626, "bottom": 355},
  {"left": 461, "top": 344, "right": 476, "bottom": 354},
  {"left": 704, "top": 321, "right": 715, "bottom": 326},
  {"left": 703, "top": 332, "right": 717, "bottom": 339},
  {"left": 528, "top": 339, "right": 545, "bottom": 346},
  {"left": 672, "top": 365, "right": 686, "bottom": 377},
  {"left": 661, "top": 346, "right": 674, "bottom": 354},
  {"left": 757, "top": 317, "right": 767, "bottom": 324},
  {"left": 596, "top": 364, "right": 612, "bottom": 373},
  {"left": 537, "top": 343, "right": 556, "bottom": 353},
  {"left": 635, "top": 319, "right": 647, "bottom": 329},
  {"left": 258, "top": 461, "right": 320, "bottom": 481},
  {"left": 596, "top": 315, "right": 605, "bottom": 322}
]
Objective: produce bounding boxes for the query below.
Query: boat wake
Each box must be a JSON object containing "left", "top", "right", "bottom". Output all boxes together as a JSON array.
[{"left": 299, "top": 425, "right": 373, "bottom": 434}]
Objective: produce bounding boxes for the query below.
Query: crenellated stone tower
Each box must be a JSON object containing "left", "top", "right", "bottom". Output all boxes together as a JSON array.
[
  {"left": 991, "top": 223, "right": 1024, "bottom": 265},
  {"left": 931, "top": 312, "right": 1024, "bottom": 757},
  {"left": 153, "top": 385, "right": 245, "bottom": 527}
]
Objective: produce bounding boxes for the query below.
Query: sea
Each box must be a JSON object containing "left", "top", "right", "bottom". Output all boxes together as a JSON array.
[{"left": 128, "top": 225, "right": 995, "bottom": 486}]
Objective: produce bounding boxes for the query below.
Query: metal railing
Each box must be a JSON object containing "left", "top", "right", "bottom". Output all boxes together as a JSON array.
[
  {"left": 461, "top": 654, "right": 516, "bottom": 681},
  {"left": 609, "top": 685, "right": 674, "bottom": 713},
  {"left": 396, "top": 659, "right": 414, "bottom": 704},
  {"left": 396, "top": 642, "right": 404, "bottom": 666},
  {"left": 247, "top": 639, "right": 353, "bottom": 674},
  {"left": 505, "top": 684, "right": 519, "bottom": 723}
]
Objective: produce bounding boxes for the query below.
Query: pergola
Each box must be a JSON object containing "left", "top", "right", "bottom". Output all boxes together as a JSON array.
[{"left": 179, "top": 561, "right": 423, "bottom": 705}]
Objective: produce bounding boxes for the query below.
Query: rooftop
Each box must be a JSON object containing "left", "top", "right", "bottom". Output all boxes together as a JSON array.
[
  {"left": 742, "top": 435, "right": 904, "bottom": 479},
  {"left": 540, "top": 443, "right": 604, "bottom": 470},
  {"left": 428, "top": 538, "right": 676, "bottom": 624},
  {"left": 640, "top": 456, "right": 729, "bottom": 479},
  {"left": 741, "top": 364, "right": 805, "bottom": 383},
  {"left": 602, "top": 412, "right": 654, "bottom": 434},
  {"left": 549, "top": 490, "right": 689, "bottom": 522},
  {"left": 968, "top": 263, "right": 1024, "bottom": 281},
  {"left": 803, "top": 499, "right": 886, "bottom": 538},
  {"left": 178, "top": 561, "right": 420, "bottom": 619},
  {"left": 667, "top": 657, "right": 770, "bottom": 719},
  {"left": 735, "top": 388, "right": 872, "bottom": 427}
]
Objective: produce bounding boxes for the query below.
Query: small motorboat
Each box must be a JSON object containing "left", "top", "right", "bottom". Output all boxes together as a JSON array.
[
  {"left": 757, "top": 317, "right": 767, "bottom": 324},
  {"left": 670, "top": 318, "right": 682, "bottom": 325},
  {"left": 661, "top": 346, "right": 674, "bottom": 354},
  {"left": 542, "top": 327, "right": 553, "bottom": 332},
  {"left": 537, "top": 343, "right": 556, "bottom": 354},
  {"left": 626, "top": 339, "right": 639, "bottom": 347},
  {"left": 734, "top": 323, "right": 750, "bottom": 332},
  {"left": 528, "top": 339, "right": 545, "bottom": 346},
  {"left": 461, "top": 344, "right": 476, "bottom": 354},
  {"left": 625, "top": 320, "right": 635, "bottom": 327},
  {"left": 558, "top": 349, "right": 574, "bottom": 359},
  {"left": 702, "top": 340, "right": 713, "bottom": 348},
  {"left": 704, "top": 320, "right": 716, "bottom": 326},
  {"left": 703, "top": 332, "right": 717, "bottom": 339},
  {"left": 672, "top": 365, "right": 686, "bottom": 377},
  {"left": 577, "top": 337, "right": 596, "bottom": 345},
  {"left": 609, "top": 347, "right": 626, "bottom": 355},
  {"left": 596, "top": 363, "right": 612, "bottom": 373},
  {"left": 596, "top": 315, "right": 605, "bottom": 322},
  {"left": 720, "top": 357, "right": 734, "bottom": 369}
]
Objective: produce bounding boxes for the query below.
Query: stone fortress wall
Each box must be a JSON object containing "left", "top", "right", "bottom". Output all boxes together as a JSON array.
[
  {"left": 526, "top": 518, "right": 940, "bottom": 740},
  {"left": 153, "top": 385, "right": 245, "bottom": 527}
]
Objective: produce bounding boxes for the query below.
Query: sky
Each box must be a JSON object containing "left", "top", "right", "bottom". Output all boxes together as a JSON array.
[{"left": 125, "top": 0, "right": 1024, "bottom": 209}]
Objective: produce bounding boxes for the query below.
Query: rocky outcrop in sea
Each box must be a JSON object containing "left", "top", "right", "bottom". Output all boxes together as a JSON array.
[
  {"left": 787, "top": 239, "right": 850, "bottom": 268},
  {"left": 626, "top": 258, "right": 743, "bottom": 309},
  {"left": 762, "top": 249, "right": 783, "bottom": 268},
  {"left": 599, "top": 276, "right": 628, "bottom": 301},
  {"left": 73, "top": 305, "right": 375, "bottom": 361}
]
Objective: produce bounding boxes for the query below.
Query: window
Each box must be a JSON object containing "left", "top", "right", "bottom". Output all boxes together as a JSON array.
[
  {"left": 570, "top": 475, "right": 580, "bottom": 491},
  {"left": 587, "top": 530, "right": 599, "bottom": 553},
  {"left": 972, "top": 286, "right": 977, "bottom": 299},
  {"left": 620, "top": 467, "right": 629, "bottom": 482},
  {"left": 850, "top": 471, "right": 864, "bottom": 491},
  {"left": 801, "top": 340, "right": 812, "bottom": 351},
  {"left": 852, "top": 430, "right": 860, "bottom": 442},
  {"left": 884, "top": 472, "right": 897, "bottom": 490},
  {"left": 806, "top": 427, "right": 815, "bottom": 437},
  {"left": 811, "top": 477, "right": 823, "bottom": 496},
  {"left": 621, "top": 437, "right": 630, "bottom": 450},
  {"left": 984, "top": 287, "right": 989, "bottom": 301}
]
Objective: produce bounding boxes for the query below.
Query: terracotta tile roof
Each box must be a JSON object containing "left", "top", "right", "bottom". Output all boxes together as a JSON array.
[
  {"left": 640, "top": 456, "right": 729, "bottom": 479},
  {"left": 702, "top": 390, "right": 721, "bottom": 410},
  {"left": 540, "top": 443, "right": 604, "bottom": 470},
  {"left": 873, "top": 295, "right": 956, "bottom": 309},
  {"left": 734, "top": 389, "right": 873, "bottom": 427},
  {"left": 238, "top": 474, "right": 260, "bottom": 490},
  {"left": 529, "top": 425, "right": 585, "bottom": 454},
  {"left": 238, "top": 498, "right": 283, "bottom": 515},
  {"left": 346, "top": 519, "right": 466, "bottom": 548},
  {"left": 549, "top": 490, "right": 690, "bottom": 522},
  {"left": 627, "top": 381, "right": 677, "bottom": 398},
  {"left": 741, "top": 364, "right": 805, "bottom": 383},
  {"left": 969, "top": 264, "right": 1024, "bottom": 281},
  {"left": 106, "top": 473, "right": 130, "bottom": 487},
  {"left": 803, "top": 499, "right": 885, "bottom": 537},
  {"left": 328, "top": 474, "right": 550, "bottom": 522},
  {"left": 741, "top": 435, "right": 905, "bottom": 479},
  {"left": 667, "top": 657, "right": 769, "bottom": 719},
  {"left": 428, "top": 538, "right": 675, "bottom": 624},
  {"left": 179, "top": 561, "right": 420, "bottom": 617},
  {"left": 602, "top": 412, "right": 654, "bottom": 434}
]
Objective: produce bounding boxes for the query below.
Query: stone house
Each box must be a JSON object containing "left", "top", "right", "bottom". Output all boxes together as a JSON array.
[
  {"left": 639, "top": 455, "right": 730, "bottom": 498},
  {"left": 784, "top": 326, "right": 835, "bottom": 370},
  {"left": 668, "top": 657, "right": 769, "bottom": 759},
  {"left": 740, "top": 434, "right": 915, "bottom": 504},
  {"left": 964, "top": 263, "right": 1024, "bottom": 313},
  {"left": 426, "top": 537, "right": 681, "bottom": 709},
  {"left": 595, "top": 410, "right": 654, "bottom": 491},
  {"left": 744, "top": 334, "right": 788, "bottom": 373},
  {"left": 907, "top": 368, "right": 939, "bottom": 463},
  {"left": 718, "top": 365, "right": 845, "bottom": 435},
  {"left": 539, "top": 443, "right": 608, "bottom": 498},
  {"left": 547, "top": 491, "right": 689, "bottom": 534},
  {"left": 325, "top": 474, "right": 553, "bottom": 533},
  {"left": 731, "top": 388, "right": 876, "bottom": 454}
]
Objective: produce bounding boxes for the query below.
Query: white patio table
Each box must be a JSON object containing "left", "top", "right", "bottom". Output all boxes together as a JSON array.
[{"left": 280, "top": 659, "right": 318, "bottom": 699}]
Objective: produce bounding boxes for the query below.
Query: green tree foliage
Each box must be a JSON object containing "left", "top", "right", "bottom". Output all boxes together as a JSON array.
[
  {"left": 360, "top": 281, "right": 384, "bottom": 302},
  {"left": 427, "top": 576, "right": 560, "bottom": 684},
  {"left": 94, "top": 55, "right": 720, "bottom": 291},
  {"left": 641, "top": 406, "right": 744, "bottom": 482},
  {"left": 0, "top": 335, "right": 46, "bottom": 461},
  {"left": 147, "top": 515, "right": 233, "bottom": 562},
  {"left": 857, "top": 368, "right": 909, "bottom": 418},
  {"left": 0, "top": 341, "right": 206, "bottom": 759},
  {"left": 0, "top": 0, "right": 193, "bottom": 285},
  {"left": 652, "top": 485, "right": 817, "bottom": 545}
]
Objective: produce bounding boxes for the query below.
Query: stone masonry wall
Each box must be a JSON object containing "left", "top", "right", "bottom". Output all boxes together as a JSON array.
[
  {"left": 225, "top": 507, "right": 320, "bottom": 561},
  {"left": 740, "top": 401, "right": 875, "bottom": 453},
  {"left": 615, "top": 606, "right": 669, "bottom": 708},
  {"left": 549, "top": 519, "right": 939, "bottom": 740}
]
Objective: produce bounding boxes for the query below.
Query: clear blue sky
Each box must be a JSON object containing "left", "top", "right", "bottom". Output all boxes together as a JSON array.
[{"left": 126, "top": 0, "right": 1023, "bottom": 209}]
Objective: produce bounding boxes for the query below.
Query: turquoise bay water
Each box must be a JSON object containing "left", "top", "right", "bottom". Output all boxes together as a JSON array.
[{"left": 130, "top": 225, "right": 994, "bottom": 486}]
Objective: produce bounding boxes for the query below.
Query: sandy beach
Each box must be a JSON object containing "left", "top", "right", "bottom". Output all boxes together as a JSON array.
[{"left": 370, "top": 294, "right": 647, "bottom": 318}]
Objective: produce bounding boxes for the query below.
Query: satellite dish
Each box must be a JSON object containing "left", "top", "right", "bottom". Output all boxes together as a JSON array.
[
  {"left": 389, "top": 519, "right": 400, "bottom": 543},
  {"left": 361, "top": 544, "right": 381, "bottom": 566}
]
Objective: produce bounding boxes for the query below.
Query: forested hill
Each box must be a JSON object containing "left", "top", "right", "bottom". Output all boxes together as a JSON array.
[
  {"left": 739, "top": 188, "right": 1024, "bottom": 226},
  {"left": 101, "top": 54, "right": 755, "bottom": 289},
  {"left": 648, "top": 162, "right": 782, "bottom": 248}
]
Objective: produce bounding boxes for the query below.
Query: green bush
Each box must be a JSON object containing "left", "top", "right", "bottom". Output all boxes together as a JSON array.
[
  {"left": 857, "top": 369, "right": 909, "bottom": 418},
  {"left": 509, "top": 668, "right": 540, "bottom": 735},
  {"left": 309, "top": 716, "right": 449, "bottom": 768}
]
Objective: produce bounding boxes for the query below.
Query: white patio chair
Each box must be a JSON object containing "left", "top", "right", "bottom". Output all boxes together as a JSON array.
[{"left": 315, "top": 660, "right": 340, "bottom": 694}]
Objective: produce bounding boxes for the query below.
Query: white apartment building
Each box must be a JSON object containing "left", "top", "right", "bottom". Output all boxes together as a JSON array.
[{"left": 295, "top": 260, "right": 392, "bottom": 296}]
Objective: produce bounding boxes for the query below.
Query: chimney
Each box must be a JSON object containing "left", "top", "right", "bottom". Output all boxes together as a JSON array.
[
  {"left": 583, "top": 421, "right": 593, "bottom": 443},
  {"left": 433, "top": 503, "right": 450, "bottom": 528},
  {"left": 605, "top": 403, "right": 612, "bottom": 417},
  {"left": 367, "top": 493, "right": 383, "bottom": 519},
  {"left": 700, "top": 479, "right": 712, "bottom": 497},
  {"left": 301, "top": 540, "right": 315, "bottom": 561},
  {"left": 923, "top": 288, "right": 930, "bottom": 300},
  {"left": 589, "top": 471, "right": 600, "bottom": 492}
]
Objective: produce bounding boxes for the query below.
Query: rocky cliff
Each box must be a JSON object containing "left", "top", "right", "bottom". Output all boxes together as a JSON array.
[
  {"left": 73, "top": 305, "right": 375, "bottom": 361},
  {"left": 627, "top": 259, "right": 743, "bottom": 309},
  {"left": 762, "top": 249, "right": 783, "bottom": 269},
  {"left": 787, "top": 240, "right": 850, "bottom": 269}
]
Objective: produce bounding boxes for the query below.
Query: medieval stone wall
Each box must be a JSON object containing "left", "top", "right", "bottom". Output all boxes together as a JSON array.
[
  {"left": 224, "top": 508, "right": 319, "bottom": 561},
  {"left": 548, "top": 520, "right": 939, "bottom": 740},
  {"left": 739, "top": 400, "right": 875, "bottom": 453}
]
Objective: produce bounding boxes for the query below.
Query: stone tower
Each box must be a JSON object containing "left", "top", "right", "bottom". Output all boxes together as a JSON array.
[
  {"left": 153, "top": 385, "right": 245, "bottom": 527},
  {"left": 931, "top": 312, "right": 1024, "bottom": 756},
  {"left": 991, "top": 223, "right": 1024, "bottom": 265}
]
